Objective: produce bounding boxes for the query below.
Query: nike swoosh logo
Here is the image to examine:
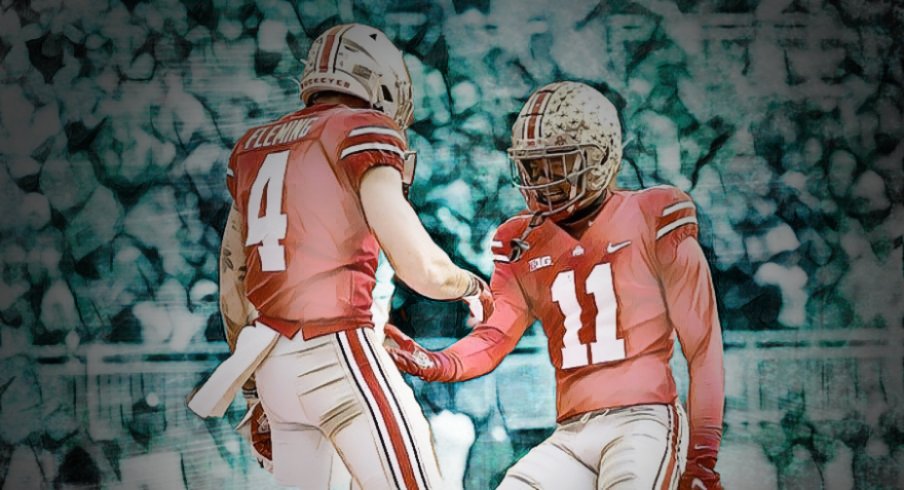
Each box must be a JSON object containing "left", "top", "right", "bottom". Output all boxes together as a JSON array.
[{"left": 607, "top": 240, "right": 631, "bottom": 253}]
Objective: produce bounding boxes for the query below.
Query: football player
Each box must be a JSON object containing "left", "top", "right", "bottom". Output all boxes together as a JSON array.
[
  {"left": 216, "top": 24, "right": 493, "bottom": 489},
  {"left": 385, "top": 81, "right": 725, "bottom": 489}
]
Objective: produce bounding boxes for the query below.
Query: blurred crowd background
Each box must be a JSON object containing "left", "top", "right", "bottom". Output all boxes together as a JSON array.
[{"left": 0, "top": 0, "right": 901, "bottom": 488}]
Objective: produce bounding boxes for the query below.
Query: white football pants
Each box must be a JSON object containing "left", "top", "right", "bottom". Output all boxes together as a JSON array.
[
  {"left": 255, "top": 326, "right": 444, "bottom": 489},
  {"left": 497, "top": 402, "right": 688, "bottom": 490}
]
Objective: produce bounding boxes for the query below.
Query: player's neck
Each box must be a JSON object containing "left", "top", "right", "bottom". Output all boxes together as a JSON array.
[
  {"left": 555, "top": 191, "right": 608, "bottom": 238},
  {"left": 312, "top": 93, "right": 370, "bottom": 109}
]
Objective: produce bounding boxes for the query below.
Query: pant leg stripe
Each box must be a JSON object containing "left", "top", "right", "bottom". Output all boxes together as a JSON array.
[
  {"left": 345, "top": 330, "right": 422, "bottom": 490},
  {"left": 670, "top": 402, "right": 687, "bottom": 490},
  {"left": 653, "top": 403, "right": 675, "bottom": 490},
  {"left": 336, "top": 332, "right": 404, "bottom": 490},
  {"left": 659, "top": 403, "right": 681, "bottom": 490},
  {"left": 358, "top": 329, "right": 431, "bottom": 489}
]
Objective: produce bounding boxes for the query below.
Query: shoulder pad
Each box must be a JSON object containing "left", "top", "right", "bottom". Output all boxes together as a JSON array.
[
  {"left": 333, "top": 108, "right": 403, "bottom": 134},
  {"left": 490, "top": 213, "right": 534, "bottom": 263}
]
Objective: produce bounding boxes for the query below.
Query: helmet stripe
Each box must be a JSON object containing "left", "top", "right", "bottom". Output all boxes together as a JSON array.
[
  {"left": 525, "top": 92, "right": 540, "bottom": 140},
  {"left": 530, "top": 90, "right": 551, "bottom": 114},
  {"left": 533, "top": 83, "right": 561, "bottom": 139},
  {"left": 318, "top": 25, "right": 344, "bottom": 72},
  {"left": 526, "top": 89, "right": 553, "bottom": 140},
  {"left": 329, "top": 25, "right": 353, "bottom": 73},
  {"left": 526, "top": 113, "right": 538, "bottom": 140},
  {"left": 316, "top": 34, "right": 332, "bottom": 72},
  {"left": 521, "top": 90, "right": 541, "bottom": 141}
]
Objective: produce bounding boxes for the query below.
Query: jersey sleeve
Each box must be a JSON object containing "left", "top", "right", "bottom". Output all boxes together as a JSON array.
[
  {"left": 441, "top": 222, "right": 535, "bottom": 380},
  {"left": 442, "top": 259, "right": 535, "bottom": 381},
  {"left": 645, "top": 187, "right": 699, "bottom": 264},
  {"left": 653, "top": 192, "right": 725, "bottom": 464},
  {"left": 488, "top": 214, "right": 532, "bottom": 263},
  {"left": 334, "top": 111, "right": 408, "bottom": 191}
]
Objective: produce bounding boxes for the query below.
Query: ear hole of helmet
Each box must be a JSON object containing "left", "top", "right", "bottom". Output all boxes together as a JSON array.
[
  {"left": 586, "top": 145, "right": 616, "bottom": 191},
  {"left": 381, "top": 85, "right": 393, "bottom": 102},
  {"left": 585, "top": 147, "right": 604, "bottom": 168}
]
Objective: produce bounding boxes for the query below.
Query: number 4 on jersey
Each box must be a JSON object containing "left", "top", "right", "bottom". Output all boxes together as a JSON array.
[
  {"left": 246, "top": 151, "right": 289, "bottom": 272},
  {"left": 551, "top": 264, "right": 626, "bottom": 369}
]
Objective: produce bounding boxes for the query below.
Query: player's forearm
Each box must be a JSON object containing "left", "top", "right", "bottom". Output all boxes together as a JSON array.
[
  {"left": 662, "top": 238, "right": 725, "bottom": 460},
  {"left": 219, "top": 205, "right": 255, "bottom": 351},
  {"left": 441, "top": 263, "right": 533, "bottom": 380},
  {"left": 442, "top": 325, "right": 521, "bottom": 381},
  {"left": 386, "top": 262, "right": 531, "bottom": 383},
  {"left": 401, "top": 252, "right": 474, "bottom": 300},
  {"left": 219, "top": 205, "right": 259, "bottom": 395},
  {"left": 361, "top": 166, "right": 474, "bottom": 300},
  {"left": 682, "top": 332, "right": 725, "bottom": 462},
  {"left": 686, "top": 345, "right": 725, "bottom": 461}
]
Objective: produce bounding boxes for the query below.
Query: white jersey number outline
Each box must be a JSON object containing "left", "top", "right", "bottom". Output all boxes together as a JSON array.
[
  {"left": 551, "top": 263, "right": 626, "bottom": 369},
  {"left": 245, "top": 150, "right": 289, "bottom": 272}
]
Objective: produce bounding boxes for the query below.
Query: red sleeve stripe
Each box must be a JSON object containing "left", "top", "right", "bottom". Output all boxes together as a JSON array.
[
  {"left": 661, "top": 200, "right": 694, "bottom": 216},
  {"left": 349, "top": 126, "right": 404, "bottom": 140},
  {"left": 340, "top": 132, "right": 406, "bottom": 158},
  {"left": 654, "top": 401, "right": 686, "bottom": 490},
  {"left": 656, "top": 216, "right": 697, "bottom": 240},
  {"left": 340, "top": 142, "right": 405, "bottom": 160},
  {"left": 491, "top": 240, "right": 511, "bottom": 261}
]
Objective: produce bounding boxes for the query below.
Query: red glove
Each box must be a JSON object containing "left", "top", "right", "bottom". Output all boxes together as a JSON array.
[
  {"left": 383, "top": 324, "right": 457, "bottom": 382},
  {"left": 462, "top": 273, "right": 493, "bottom": 326},
  {"left": 236, "top": 400, "right": 273, "bottom": 472},
  {"left": 679, "top": 456, "right": 722, "bottom": 490}
]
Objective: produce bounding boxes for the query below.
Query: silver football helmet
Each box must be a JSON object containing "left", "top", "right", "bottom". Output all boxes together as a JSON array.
[
  {"left": 300, "top": 24, "right": 414, "bottom": 129},
  {"left": 508, "top": 82, "right": 623, "bottom": 220}
]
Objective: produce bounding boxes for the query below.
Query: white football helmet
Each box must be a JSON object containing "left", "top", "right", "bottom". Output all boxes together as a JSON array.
[
  {"left": 300, "top": 24, "right": 414, "bottom": 129},
  {"left": 508, "top": 82, "right": 622, "bottom": 220}
]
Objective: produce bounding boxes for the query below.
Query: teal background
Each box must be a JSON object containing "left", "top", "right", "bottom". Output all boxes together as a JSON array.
[{"left": 0, "top": 0, "right": 901, "bottom": 488}]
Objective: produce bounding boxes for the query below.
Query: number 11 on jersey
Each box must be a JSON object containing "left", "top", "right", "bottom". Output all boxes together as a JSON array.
[
  {"left": 246, "top": 150, "right": 289, "bottom": 272},
  {"left": 551, "top": 264, "right": 626, "bottom": 369}
]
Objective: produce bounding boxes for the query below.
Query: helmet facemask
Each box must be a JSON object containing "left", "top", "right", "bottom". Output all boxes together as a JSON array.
[{"left": 509, "top": 144, "right": 611, "bottom": 221}]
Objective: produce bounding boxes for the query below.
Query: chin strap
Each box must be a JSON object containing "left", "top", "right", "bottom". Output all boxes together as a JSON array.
[{"left": 510, "top": 190, "right": 609, "bottom": 261}]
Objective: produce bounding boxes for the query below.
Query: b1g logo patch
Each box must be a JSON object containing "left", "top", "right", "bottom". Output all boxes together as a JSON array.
[{"left": 529, "top": 256, "right": 552, "bottom": 271}]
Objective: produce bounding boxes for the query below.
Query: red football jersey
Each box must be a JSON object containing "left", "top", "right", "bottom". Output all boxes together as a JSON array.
[
  {"left": 444, "top": 186, "right": 724, "bottom": 458},
  {"left": 226, "top": 104, "right": 408, "bottom": 340}
]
